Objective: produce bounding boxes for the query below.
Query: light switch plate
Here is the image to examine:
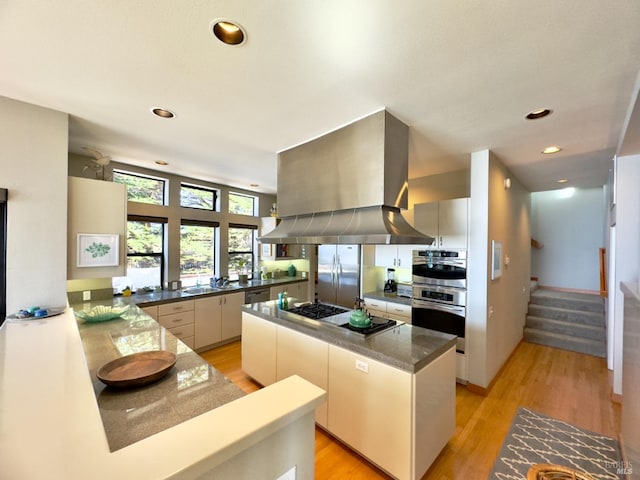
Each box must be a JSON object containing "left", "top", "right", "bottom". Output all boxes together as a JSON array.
[
  {"left": 82, "top": 290, "right": 91, "bottom": 301},
  {"left": 355, "top": 359, "right": 369, "bottom": 373}
]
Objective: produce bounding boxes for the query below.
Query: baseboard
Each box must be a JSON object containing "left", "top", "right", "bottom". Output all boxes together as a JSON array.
[
  {"left": 537, "top": 285, "right": 601, "bottom": 296},
  {"left": 466, "top": 339, "right": 523, "bottom": 397}
]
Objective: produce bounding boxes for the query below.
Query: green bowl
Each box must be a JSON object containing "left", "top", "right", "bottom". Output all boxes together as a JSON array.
[{"left": 76, "top": 305, "right": 129, "bottom": 323}]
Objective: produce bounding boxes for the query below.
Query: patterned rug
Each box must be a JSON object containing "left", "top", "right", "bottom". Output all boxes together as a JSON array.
[{"left": 489, "top": 407, "right": 622, "bottom": 480}]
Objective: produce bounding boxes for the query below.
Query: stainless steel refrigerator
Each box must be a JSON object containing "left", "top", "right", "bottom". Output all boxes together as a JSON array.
[{"left": 317, "top": 244, "right": 360, "bottom": 308}]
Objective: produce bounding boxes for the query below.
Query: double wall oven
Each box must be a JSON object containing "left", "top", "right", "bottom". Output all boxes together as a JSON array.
[{"left": 411, "top": 250, "right": 467, "bottom": 354}]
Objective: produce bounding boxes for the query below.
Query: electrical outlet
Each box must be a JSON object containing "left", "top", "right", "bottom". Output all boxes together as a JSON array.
[
  {"left": 355, "top": 359, "right": 369, "bottom": 373},
  {"left": 83, "top": 290, "right": 91, "bottom": 301}
]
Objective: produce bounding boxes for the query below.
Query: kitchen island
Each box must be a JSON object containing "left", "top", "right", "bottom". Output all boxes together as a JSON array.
[
  {"left": 241, "top": 300, "right": 457, "bottom": 480},
  {"left": 0, "top": 302, "right": 325, "bottom": 480}
]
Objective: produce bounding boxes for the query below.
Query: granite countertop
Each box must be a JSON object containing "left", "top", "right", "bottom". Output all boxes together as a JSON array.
[
  {"left": 75, "top": 302, "right": 245, "bottom": 451},
  {"left": 363, "top": 290, "right": 412, "bottom": 306},
  {"left": 111, "top": 276, "right": 308, "bottom": 307},
  {"left": 242, "top": 301, "right": 455, "bottom": 373}
]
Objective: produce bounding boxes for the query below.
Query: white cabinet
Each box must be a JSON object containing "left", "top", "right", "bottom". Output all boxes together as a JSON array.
[
  {"left": 363, "top": 297, "right": 412, "bottom": 323},
  {"left": 194, "top": 292, "right": 244, "bottom": 350},
  {"left": 276, "top": 326, "right": 329, "bottom": 428},
  {"left": 328, "top": 345, "right": 413, "bottom": 479},
  {"left": 374, "top": 244, "right": 416, "bottom": 268},
  {"left": 241, "top": 312, "right": 277, "bottom": 386},
  {"left": 259, "top": 217, "right": 304, "bottom": 260},
  {"left": 158, "top": 300, "right": 195, "bottom": 349},
  {"left": 414, "top": 198, "right": 468, "bottom": 249}
]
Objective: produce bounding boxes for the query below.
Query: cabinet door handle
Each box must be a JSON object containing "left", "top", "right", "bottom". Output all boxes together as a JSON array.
[
  {"left": 398, "top": 258, "right": 401, "bottom": 267},
  {"left": 173, "top": 330, "right": 183, "bottom": 336},
  {"left": 172, "top": 318, "right": 183, "bottom": 323}
]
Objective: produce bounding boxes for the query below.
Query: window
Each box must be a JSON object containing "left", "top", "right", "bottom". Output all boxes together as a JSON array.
[
  {"left": 180, "top": 220, "right": 218, "bottom": 287},
  {"left": 181, "top": 183, "right": 217, "bottom": 211},
  {"left": 228, "top": 224, "right": 256, "bottom": 281},
  {"left": 229, "top": 192, "right": 257, "bottom": 216},
  {"left": 119, "top": 216, "right": 166, "bottom": 291},
  {"left": 113, "top": 170, "right": 166, "bottom": 205}
]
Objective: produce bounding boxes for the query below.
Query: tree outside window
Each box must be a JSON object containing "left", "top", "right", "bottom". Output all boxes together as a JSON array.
[
  {"left": 229, "top": 192, "right": 257, "bottom": 216},
  {"left": 180, "top": 221, "right": 218, "bottom": 287},
  {"left": 228, "top": 225, "right": 256, "bottom": 281},
  {"left": 113, "top": 170, "right": 166, "bottom": 205}
]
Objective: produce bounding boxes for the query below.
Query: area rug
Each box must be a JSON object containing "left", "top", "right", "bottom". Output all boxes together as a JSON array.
[{"left": 488, "top": 407, "right": 622, "bottom": 480}]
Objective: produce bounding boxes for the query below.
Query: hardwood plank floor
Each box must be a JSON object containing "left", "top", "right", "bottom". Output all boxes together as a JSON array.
[{"left": 199, "top": 340, "right": 620, "bottom": 479}]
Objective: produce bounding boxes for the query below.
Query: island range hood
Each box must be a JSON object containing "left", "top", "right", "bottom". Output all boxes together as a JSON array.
[{"left": 259, "top": 109, "right": 434, "bottom": 245}]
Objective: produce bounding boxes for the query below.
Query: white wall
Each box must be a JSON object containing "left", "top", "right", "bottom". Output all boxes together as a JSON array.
[
  {"left": 530, "top": 187, "right": 605, "bottom": 291},
  {"left": 0, "top": 96, "right": 68, "bottom": 314},
  {"left": 468, "top": 150, "right": 531, "bottom": 388}
]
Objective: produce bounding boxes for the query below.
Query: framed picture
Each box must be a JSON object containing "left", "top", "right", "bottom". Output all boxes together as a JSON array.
[
  {"left": 261, "top": 243, "right": 272, "bottom": 257},
  {"left": 491, "top": 240, "right": 502, "bottom": 280},
  {"left": 77, "top": 234, "right": 119, "bottom": 267}
]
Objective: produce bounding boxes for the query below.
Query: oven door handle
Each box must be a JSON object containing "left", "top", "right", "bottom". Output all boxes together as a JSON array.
[
  {"left": 412, "top": 298, "right": 465, "bottom": 316},
  {"left": 413, "top": 259, "right": 466, "bottom": 268}
]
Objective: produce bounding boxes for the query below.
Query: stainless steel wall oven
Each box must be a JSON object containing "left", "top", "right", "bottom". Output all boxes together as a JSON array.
[{"left": 412, "top": 250, "right": 467, "bottom": 353}]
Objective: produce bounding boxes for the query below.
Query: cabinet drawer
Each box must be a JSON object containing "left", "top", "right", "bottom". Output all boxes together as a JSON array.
[
  {"left": 168, "top": 323, "right": 195, "bottom": 340},
  {"left": 364, "top": 298, "right": 386, "bottom": 310},
  {"left": 158, "top": 310, "right": 194, "bottom": 329},
  {"left": 387, "top": 302, "right": 411, "bottom": 317},
  {"left": 179, "top": 336, "right": 195, "bottom": 349},
  {"left": 158, "top": 300, "right": 194, "bottom": 316}
]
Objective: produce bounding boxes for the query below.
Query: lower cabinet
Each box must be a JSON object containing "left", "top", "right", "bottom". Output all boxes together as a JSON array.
[
  {"left": 328, "top": 345, "right": 412, "bottom": 479},
  {"left": 194, "top": 292, "right": 244, "bottom": 350},
  {"left": 241, "top": 312, "right": 277, "bottom": 386},
  {"left": 157, "top": 300, "right": 195, "bottom": 349},
  {"left": 276, "top": 326, "right": 329, "bottom": 428},
  {"left": 364, "top": 297, "right": 412, "bottom": 324},
  {"left": 241, "top": 312, "right": 456, "bottom": 480}
]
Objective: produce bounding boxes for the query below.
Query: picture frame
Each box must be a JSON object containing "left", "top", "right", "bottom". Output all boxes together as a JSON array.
[
  {"left": 261, "top": 243, "right": 272, "bottom": 257},
  {"left": 491, "top": 240, "right": 503, "bottom": 280},
  {"left": 77, "top": 234, "right": 119, "bottom": 267}
]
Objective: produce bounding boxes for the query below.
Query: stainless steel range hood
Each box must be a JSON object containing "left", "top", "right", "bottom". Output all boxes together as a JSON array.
[{"left": 259, "top": 109, "right": 434, "bottom": 245}]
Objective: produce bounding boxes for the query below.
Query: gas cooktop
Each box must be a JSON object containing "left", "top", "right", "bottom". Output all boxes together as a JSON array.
[{"left": 285, "top": 302, "right": 400, "bottom": 337}]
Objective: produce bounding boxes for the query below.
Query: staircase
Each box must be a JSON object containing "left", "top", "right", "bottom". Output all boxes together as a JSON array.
[{"left": 523, "top": 288, "right": 606, "bottom": 358}]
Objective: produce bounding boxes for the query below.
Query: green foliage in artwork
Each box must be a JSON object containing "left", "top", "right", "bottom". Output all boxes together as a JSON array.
[{"left": 85, "top": 242, "right": 111, "bottom": 258}]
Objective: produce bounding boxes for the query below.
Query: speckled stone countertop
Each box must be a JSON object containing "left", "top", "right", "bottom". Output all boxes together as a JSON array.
[
  {"left": 242, "top": 301, "right": 455, "bottom": 373},
  {"left": 362, "top": 290, "right": 412, "bottom": 306},
  {"left": 75, "top": 302, "right": 245, "bottom": 452},
  {"left": 105, "top": 276, "right": 308, "bottom": 307}
]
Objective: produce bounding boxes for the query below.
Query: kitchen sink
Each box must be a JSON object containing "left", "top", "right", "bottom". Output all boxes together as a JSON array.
[{"left": 182, "top": 286, "right": 217, "bottom": 295}]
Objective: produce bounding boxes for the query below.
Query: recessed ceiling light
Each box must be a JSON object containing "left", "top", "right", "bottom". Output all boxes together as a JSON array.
[
  {"left": 211, "top": 19, "right": 246, "bottom": 46},
  {"left": 155, "top": 160, "right": 169, "bottom": 166},
  {"left": 250, "top": 183, "right": 259, "bottom": 187},
  {"left": 557, "top": 178, "right": 568, "bottom": 184},
  {"left": 542, "top": 146, "right": 562, "bottom": 154},
  {"left": 151, "top": 108, "right": 175, "bottom": 119},
  {"left": 526, "top": 108, "right": 553, "bottom": 120}
]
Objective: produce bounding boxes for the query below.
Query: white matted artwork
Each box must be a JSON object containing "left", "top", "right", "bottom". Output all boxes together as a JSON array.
[
  {"left": 77, "top": 234, "right": 119, "bottom": 267},
  {"left": 491, "top": 240, "right": 502, "bottom": 280}
]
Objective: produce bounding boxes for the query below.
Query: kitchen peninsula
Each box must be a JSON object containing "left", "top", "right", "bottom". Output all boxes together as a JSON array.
[
  {"left": 0, "top": 297, "right": 324, "bottom": 479},
  {"left": 241, "top": 300, "right": 457, "bottom": 480}
]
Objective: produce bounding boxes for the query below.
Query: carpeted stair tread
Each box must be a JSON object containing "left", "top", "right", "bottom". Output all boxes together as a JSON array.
[
  {"left": 523, "top": 328, "right": 606, "bottom": 358},
  {"left": 525, "top": 315, "right": 605, "bottom": 340},
  {"left": 529, "top": 290, "right": 603, "bottom": 312},
  {"left": 527, "top": 304, "right": 604, "bottom": 326}
]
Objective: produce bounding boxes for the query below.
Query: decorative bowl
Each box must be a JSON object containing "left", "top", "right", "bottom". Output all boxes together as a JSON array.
[{"left": 76, "top": 305, "right": 129, "bottom": 323}]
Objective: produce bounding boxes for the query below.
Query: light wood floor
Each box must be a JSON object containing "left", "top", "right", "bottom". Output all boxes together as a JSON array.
[{"left": 200, "top": 340, "right": 620, "bottom": 479}]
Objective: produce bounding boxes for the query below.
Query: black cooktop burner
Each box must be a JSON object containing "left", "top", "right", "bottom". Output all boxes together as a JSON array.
[
  {"left": 286, "top": 303, "right": 349, "bottom": 319},
  {"left": 339, "top": 319, "right": 399, "bottom": 336}
]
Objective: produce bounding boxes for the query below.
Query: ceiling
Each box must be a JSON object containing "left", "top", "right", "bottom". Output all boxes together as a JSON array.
[{"left": 2, "top": 1, "right": 640, "bottom": 194}]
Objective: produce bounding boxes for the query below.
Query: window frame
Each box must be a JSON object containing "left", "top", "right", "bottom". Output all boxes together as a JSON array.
[
  {"left": 180, "top": 182, "right": 218, "bottom": 211},
  {"left": 228, "top": 191, "right": 258, "bottom": 216},
  {"left": 227, "top": 223, "right": 257, "bottom": 281},
  {"left": 113, "top": 169, "right": 168, "bottom": 206},
  {"left": 179, "top": 219, "right": 220, "bottom": 287},
  {"left": 125, "top": 215, "right": 167, "bottom": 289}
]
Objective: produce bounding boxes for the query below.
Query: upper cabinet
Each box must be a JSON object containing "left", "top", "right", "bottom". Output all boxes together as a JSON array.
[
  {"left": 67, "top": 177, "right": 127, "bottom": 279},
  {"left": 414, "top": 198, "right": 469, "bottom": 249},
  {"left": 374, "top": 245, "right": 417, "bottom": 268}
]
